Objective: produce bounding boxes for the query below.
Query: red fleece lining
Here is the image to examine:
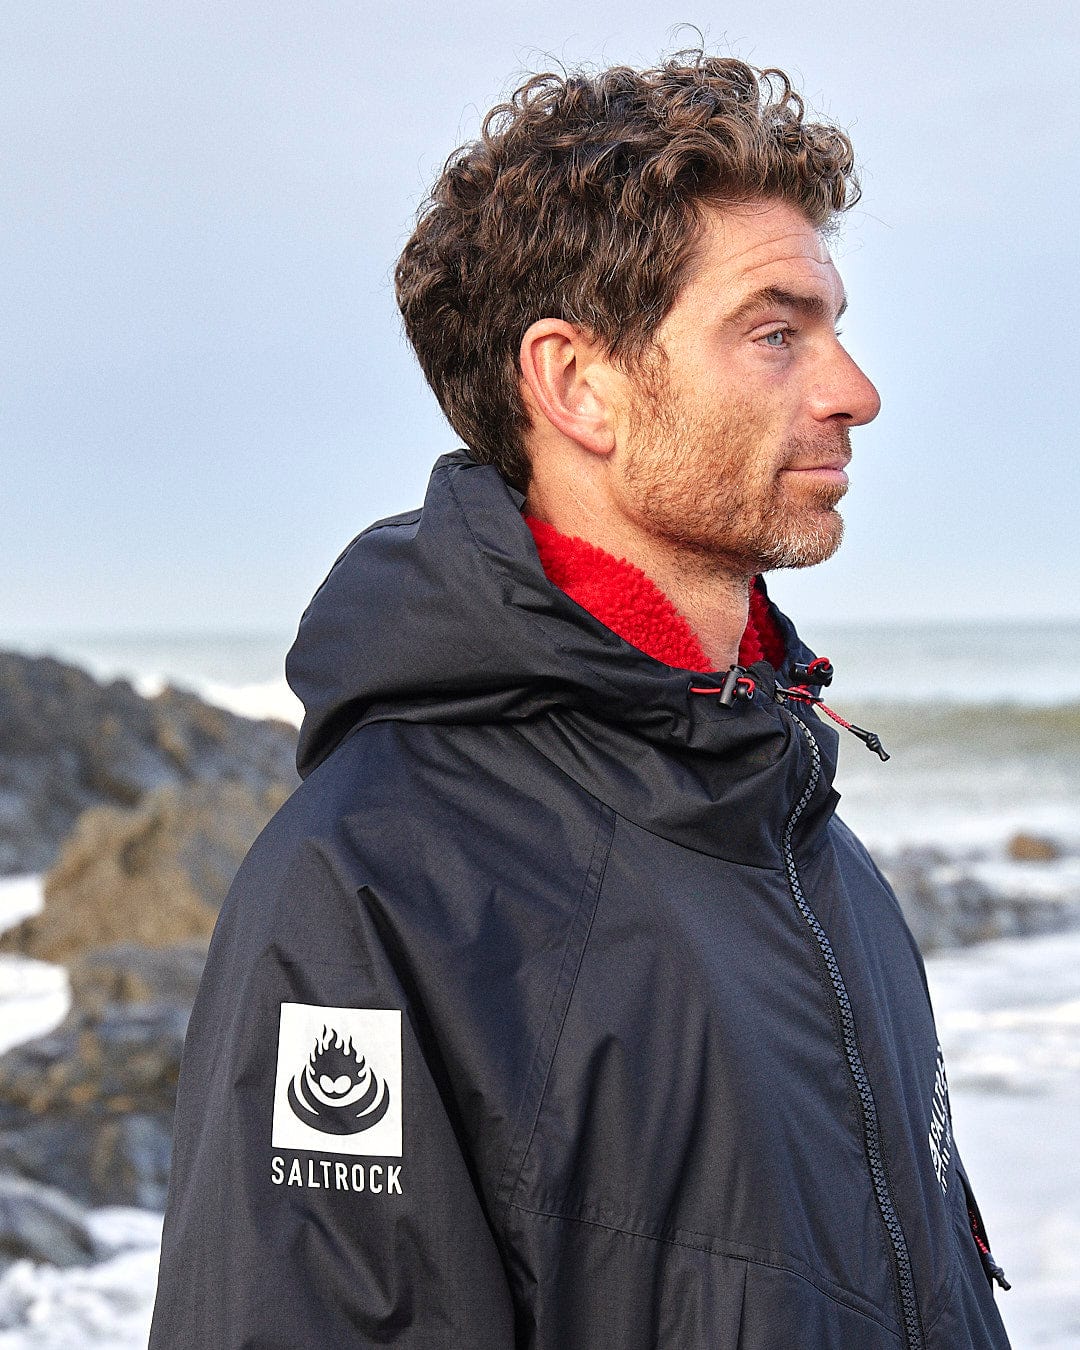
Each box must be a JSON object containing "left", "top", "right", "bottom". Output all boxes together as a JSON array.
[{"left": 525, "top": 516, "right": 787, "bottom": 673}]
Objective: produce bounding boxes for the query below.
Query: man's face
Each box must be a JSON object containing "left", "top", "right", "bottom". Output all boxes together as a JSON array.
[{"left": 609, "top": 199, "right": 881, "bottom": 574}]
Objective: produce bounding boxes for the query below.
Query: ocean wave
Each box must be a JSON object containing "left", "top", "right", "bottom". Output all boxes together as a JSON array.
[
  {"left": 132, "top": 675, "right": 303, "bottom": 728},
  {"left": 837, "top": 700, "right": 1080, "bottom": 749}
]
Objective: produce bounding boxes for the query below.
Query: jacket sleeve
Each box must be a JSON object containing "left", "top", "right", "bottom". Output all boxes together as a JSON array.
[{"left": 148, "top": 819, "right": 517, "bottom": 1349}]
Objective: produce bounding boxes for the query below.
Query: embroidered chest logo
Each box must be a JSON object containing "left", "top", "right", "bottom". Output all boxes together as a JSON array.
[
  {"left": 272, "top": 1003, "right": 402, "bottom": 1158},
  {"left": 927, "top": 1043, "right": 952, "bottom": 1195}
]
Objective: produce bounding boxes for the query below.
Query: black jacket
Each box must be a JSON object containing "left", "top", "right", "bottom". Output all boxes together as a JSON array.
[{"left": 150, "top": 451, "right": 1011, "bottom": 1349}]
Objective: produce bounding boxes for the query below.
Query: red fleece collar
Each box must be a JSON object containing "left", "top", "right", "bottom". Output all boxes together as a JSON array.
[{"left": 525, "top": 516, "right": 787, "bottom": 673}]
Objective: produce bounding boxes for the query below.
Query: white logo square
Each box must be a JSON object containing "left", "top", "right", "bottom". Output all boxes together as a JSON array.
[{"left": 271, "top": 1003, "right": 402, "bottom": 1157}]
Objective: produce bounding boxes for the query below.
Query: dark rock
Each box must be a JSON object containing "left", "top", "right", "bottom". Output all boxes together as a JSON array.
[
  {"left": 0, "top": 780, "right": 289, "bottom": 964},
  {"left": 1006, "top": 832, "right": 1062, "bottom": 863},
  {"left": 69, "top": 941, "right": 208, "bottom": 1017},
  {"left": 0, "top": 1170, "right": 99, "bottom": 1269},
  {"left": 881, "top": 847, "right": 1079, "bottom": 954},
  {"left": 0, "top": 944, "right": 201, "bottom": 1210},
  {"left": 0, "top": 649, "right": 298, "bottom": 877}
]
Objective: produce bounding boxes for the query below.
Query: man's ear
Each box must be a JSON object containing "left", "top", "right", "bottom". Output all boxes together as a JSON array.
[{"left": 518, "top": 319, "right": 616, "bottom": 456}]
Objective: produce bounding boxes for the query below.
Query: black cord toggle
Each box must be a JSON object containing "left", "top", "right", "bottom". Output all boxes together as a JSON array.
[{"left": 846, "top": 723, "right": 891, "bottom": 762}]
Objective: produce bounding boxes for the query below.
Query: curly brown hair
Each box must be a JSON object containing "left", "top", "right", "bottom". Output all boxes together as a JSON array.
[{"left": 395, "top": 51, "right": 859, "bottom": 490}]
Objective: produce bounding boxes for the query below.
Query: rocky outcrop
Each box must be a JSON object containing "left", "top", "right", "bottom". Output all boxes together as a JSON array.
[
  {"left": 0, "top": 652, "right": 299, "bottom": 1215},
  {"left": 882, "top": 846, "right": 1080, "bottom": 953},
  {"left": 0, "top": 1171, "right": 99, "bottom": 1270},
  {"left": 0, "top": 651, "right": 297, "bottom": 1210},
  {"left": 0, "top": 780, "right": 291, "bottom": 964},
  {"left": 0, "top": 650, "right": 298, "bottom": 877},
  {"left": 69, "top": 941, "right": 207, "bottom": 1015},
  {"left": 0, "top": 943, "right": 207, "bottom": 1210},
  {"left": 1006, "top": 831, "right": 1062, "bottom": 862}
]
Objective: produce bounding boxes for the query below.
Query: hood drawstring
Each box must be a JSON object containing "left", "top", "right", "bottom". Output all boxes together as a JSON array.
[
  {"left": 782, "top": 689, "right": 891, "bottom": 762},
  {"left": 693, "top": 657, "right": 891, "bottom": 763},
  {"left": 689, "top": 667, "right": 757, "bottom": 705},
  {"left": 527, "top": 516, "right": 886, "bottom": 757},
  {"left": 775, "top": 656, "right": 890, "bottom": 762}
]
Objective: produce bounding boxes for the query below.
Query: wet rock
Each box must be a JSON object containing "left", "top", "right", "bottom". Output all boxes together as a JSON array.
[
  {"left": 882, "top": 847, "right": 1079, "bottom": 954},
  {"left": 69, "top": 941, "right": 207, "bottom": 1017},
  {"left": 0, "top": 1171, "right": 99, "bottom": 1269},
  {"left": 0, "top": 944, "right": 202, "bottom": 1210},
  {"left": 877, "top": 847, "right": 950, "bottom": 953},
  {"left": 0, "top": 780, "right": 289, "bottom": 965},
  {"left": 0, "top": 649, "right": 297, "bottom": 877},
  {"left": 1006, "top": 832, "right": 1062, "bottom": 863}
]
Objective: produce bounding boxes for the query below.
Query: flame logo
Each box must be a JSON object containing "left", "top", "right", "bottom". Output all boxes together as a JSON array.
[{"left": 286, "top": 1025, "right": 391, "bottom": 1135}]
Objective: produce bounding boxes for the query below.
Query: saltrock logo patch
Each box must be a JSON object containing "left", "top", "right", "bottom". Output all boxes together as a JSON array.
[{"left": 272, "top": 1003, "right": 402, "bottom": 1157}]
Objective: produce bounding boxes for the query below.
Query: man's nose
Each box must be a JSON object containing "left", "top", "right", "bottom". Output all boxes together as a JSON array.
[{"left": 810, "top": 346, "right": 881, "bottom": 427}]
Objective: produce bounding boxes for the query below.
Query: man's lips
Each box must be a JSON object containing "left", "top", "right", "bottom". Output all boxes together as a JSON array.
[{"left": 781, "top": 456, "right": 851, "bottom": 486}]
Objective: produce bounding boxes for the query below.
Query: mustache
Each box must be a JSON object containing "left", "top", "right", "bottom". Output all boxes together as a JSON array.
[{"left": 782, "top": 427, "right": 852, "bottom": 470}]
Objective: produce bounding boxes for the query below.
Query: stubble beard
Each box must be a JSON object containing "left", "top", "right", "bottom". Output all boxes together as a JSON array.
[{"left": 620, "top": 379, "right": 850, "bottom": 576}]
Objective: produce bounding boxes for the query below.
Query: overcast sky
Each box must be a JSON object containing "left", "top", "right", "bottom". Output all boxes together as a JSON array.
[{"left": 5, "top": 0, "right": 1078, "bottom": 633}]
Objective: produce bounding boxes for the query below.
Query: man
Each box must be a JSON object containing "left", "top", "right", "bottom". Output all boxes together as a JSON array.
[{"left": 150, "top": 53, "right": 1012, "bottom": 1348}]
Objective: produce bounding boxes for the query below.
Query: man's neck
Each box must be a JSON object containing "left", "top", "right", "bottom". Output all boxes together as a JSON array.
[
  {"left": 644, "top": 554, "right": 751, "bottom": 671},
  {"left": 523, "top": 486, "right": 753, "bottom": 671}
]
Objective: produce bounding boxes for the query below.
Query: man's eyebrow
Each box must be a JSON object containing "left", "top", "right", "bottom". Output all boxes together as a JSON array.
[{"left": 721, "top": 286, "right": 849, "bottom": 326}]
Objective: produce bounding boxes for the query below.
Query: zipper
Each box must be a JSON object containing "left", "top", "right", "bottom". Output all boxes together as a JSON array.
[{"left": 779, "top": 707, "right": 925, "bottom": 1350}]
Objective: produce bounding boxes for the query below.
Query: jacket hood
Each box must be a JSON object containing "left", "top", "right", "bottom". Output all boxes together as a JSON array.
[
  {"left": 286, "top": 451, "right": 840, "bottom": 856},
  {"left": 289, "top": 453, "right": 807, "bottom": 765}
]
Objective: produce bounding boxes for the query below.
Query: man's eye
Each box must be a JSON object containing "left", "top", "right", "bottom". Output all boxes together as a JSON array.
[{"left": 760, "top": 329, "right": 790, "bottom": 348}]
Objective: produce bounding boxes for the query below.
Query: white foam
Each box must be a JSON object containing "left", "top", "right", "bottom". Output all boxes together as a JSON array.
[
  {"left": 960, "top": 856, "right": 1080, "bottom": 901},
  {"left": 197, "top": 678, "right": 302, "bottom": 727},
  {"left": 0, "top": 876, "right": 150, "bottom": 1350},
  {"left": 0, "top": 957, "right": 69, "bottom": 1057},
  {"left": 0, "top": 877, "right": 70, "bottom": 1055},
  {"left": 928, "top": 931, "right": 1080, "bottom": 1346},
  {"left": 0, "top": 879, "right": 44, "bottom": 935},
  {"left": 0, "top": 1233, "right": 161, "bottom": 1347},
  {"left": 129, "top": 673, "right": 302, "bottom": 727},
  {"left": 839, "top": 786, "right": 1080, "bottom": 859}
]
